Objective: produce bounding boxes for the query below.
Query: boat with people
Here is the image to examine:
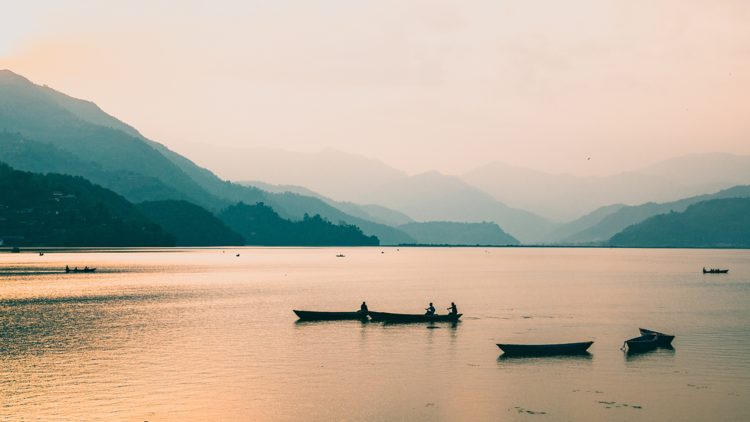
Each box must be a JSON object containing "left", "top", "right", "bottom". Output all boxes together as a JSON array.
[
  {"left": 367, "top": 311, "right": 462, "bottom": 322},
  {"left": 293, "top": 310, "right": 368, "bottom": 320},
  {"left": 639, "top": 328, "right": 675, "bottom": 346},
  {"left": 496, "top": 341, "right": 593, "bottom": 355},
  {"left": 336, "top": 254, "right": 345, "bottom": 257},
  {"left": 623, "top": 334, "right": 659, "bottom": 352},
  {"left": 703, "top": 267, "right": 728, "bottom": 273},
  {"left": 65, "top": 266, "right": 97, "bottom": 273}
]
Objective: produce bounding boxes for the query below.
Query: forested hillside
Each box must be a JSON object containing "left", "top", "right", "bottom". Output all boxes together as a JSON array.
[
  {"left": 609, "top": 198, "right": 750, "bottom": 248},
  {"left": 137, "top": 200, "right": 244, "bottom": 247},
  {"left": 219, "top": 202, "right": 379, "bottom": 246},
  {"left": 397, "top": 221, "right": 519, "bottom": 245},
  {"left": 0, "top": 164, "right": 175, "bottom": 247}
]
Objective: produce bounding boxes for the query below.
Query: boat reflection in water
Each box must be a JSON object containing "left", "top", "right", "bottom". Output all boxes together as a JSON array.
[{"left": 498, "top": 352, "right": 593, "bottom": 365}]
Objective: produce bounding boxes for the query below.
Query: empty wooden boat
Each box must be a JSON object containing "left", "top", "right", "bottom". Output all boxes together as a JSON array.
[
  {"left": 625, "top": 334, "right": 658, "bottom": 352},
  {"left": 496, "top": 341, "right": 593, "bottom": 355},
  {"left": 293, "top": 310, "right": 368, "bottom": 321},
  {"left": 367, "top": 311, "right": 462, "bottom": 322},
  {"left": 639, "top": 328, "right": 675, "bottom": 346}
]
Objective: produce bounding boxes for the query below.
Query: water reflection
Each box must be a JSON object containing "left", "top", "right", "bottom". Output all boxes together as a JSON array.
[
  {"left": 497, "top": 352, "right": 593, "bottom": 366},
  {"left": 625, "top": 346, "right": 676, "bottom": 362}
]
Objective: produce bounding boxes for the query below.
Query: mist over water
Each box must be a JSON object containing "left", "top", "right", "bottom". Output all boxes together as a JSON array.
[{"left": 1, "top": 248, "right": 749, "bottom": 421}]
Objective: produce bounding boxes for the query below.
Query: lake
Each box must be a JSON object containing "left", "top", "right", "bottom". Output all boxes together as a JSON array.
[{"left": 1, "top": 247, "right": 749, "bottom": 421}]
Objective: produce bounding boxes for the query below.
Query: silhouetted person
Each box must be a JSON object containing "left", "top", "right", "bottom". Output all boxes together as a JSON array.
[
  {"left": 84, "top": 266, "right": 88, "bottom": 270},
  {"left": 360, "top": 302, "right": 368, "bottom": 313},
  {"left": 425, "top": 303, "right": 435, "bottom": 315},
  {"left": 65, "top": 265, "right": 70, "bottom": 273},
  {"left": 447, "top": 302, "right": 457, "bottom": 315}
]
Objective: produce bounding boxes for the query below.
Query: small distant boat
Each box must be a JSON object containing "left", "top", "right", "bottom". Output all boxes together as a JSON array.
[
  {"left": 293, "top": 310, "right": 368, "bottom": 321},
  {"left": 11, "top": 247, "right": 20, "bottom": 253},
  {"left": 639, "top": 328, "right": 675, "bottom": 346},
  {"left": 368, "top": 311, "right": 462, "bottom": 322},
  {"left": 496, "top": 341, "right": 593, "bottom": 355},
  {"left": 624, "top": 334, "right": 658, "bottom": 352},
  {"left": 336, "top": 254, "right": 345, "bottom": 257},
  {"left": 65, "top": 267, "right": 97, "bottom": 273},
  {"left": 703, "top": 268, "right": 728, "bottom": 274}
]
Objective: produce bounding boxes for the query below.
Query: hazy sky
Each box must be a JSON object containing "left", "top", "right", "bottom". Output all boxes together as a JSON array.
[{"left": 2, "top": 0, "right": 749, "bottom": 176}]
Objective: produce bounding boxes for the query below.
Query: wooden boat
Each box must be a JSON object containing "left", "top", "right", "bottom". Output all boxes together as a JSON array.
[
  {"left": 639, "top": 328, "right": 675, "bottom": 346},
  {"left": 336, "top": 254, "right": 345, "bottom": 257},
  {"left": 293, "top": 310, "right": 368, "bottom": 321},
  {"left": 625, "top": 334, "right": 658, "bottom": 352},
  {"left": 703, "top": 268, "right": 728, "bottom": 274},
  {"left": 496, "top": 341, "right": 593, "bottom": 355},
  {"left": 367, "top": 311, "right": 462, "bottom": 322},
  {"left": 65, "top": 267, "right": 97, "bottom": 273}
]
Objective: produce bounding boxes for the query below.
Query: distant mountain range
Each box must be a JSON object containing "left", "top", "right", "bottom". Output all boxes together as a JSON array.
[
  {"left": 397, "top": 222, "right": 519, "bottom": 246},
  {"left": 459, "top": 161, "right": 732, "bottom": 222},
  {"left": 4, "top": 68, "right": 749, "bottom": 248},
  {"left": 552, "top": 185, "right": 750, "bottom": 245},
  {"left": 609, "top": 197, "right": 750, "bottom": 248},
  {"left": 0, "top": 70, "right": 412, "bottom": 245},
  {"left": 168, "top": 141, "right": 408, "bottom": 202}
]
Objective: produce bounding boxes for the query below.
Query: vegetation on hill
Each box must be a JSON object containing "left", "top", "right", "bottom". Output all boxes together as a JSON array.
[
  {"left": 559, "top": 185, "right": 750, "bottom": 245},
  {"left": 0, "top": 71, "right": 223, "bottom": 210},
  {"left": 397, "top": 221, "right": 519, "bottom": 245},
  {"left": 0, "top": 131, "right": 198, "bottom": 204},
  {"left": 609, "top": 198, "right": 750, "bottom": 248},
  {"left": 0, "top": 163, "right": 175, "bottom": 247},
  {"left": 137, "top": 200, "right": 244, "bottom": 247},
  {"left": 263, "top": 192, "right": 416, "bottom": 245},
  {"left": 218, "top": 202, "right": 379, "bottom": 246}
]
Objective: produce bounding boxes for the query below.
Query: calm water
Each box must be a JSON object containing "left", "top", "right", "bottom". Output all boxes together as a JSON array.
[{"left": 1, "top": 247, "right": 749, "bottom": 421}]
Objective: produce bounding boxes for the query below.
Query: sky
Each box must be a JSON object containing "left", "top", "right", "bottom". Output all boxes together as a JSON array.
[{"left": 1, "top": 0, "right": 749, "bottom": 176}]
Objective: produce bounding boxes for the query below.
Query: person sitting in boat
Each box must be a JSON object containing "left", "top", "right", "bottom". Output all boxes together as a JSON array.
[
  {"left": 360, "top": 302, "right": 368, "bottom": 313},
  {"left": 65, "top": 265, "right": 70, "bottom": 273},
  {"left": 84, "top": 266, "right": 89, "bottom": 271},
  {"left": 425, "top": 303, "right": 435, "bottom": 315},
  {"left": 447, "top": 302, "right": 457, "bottom": 315}
]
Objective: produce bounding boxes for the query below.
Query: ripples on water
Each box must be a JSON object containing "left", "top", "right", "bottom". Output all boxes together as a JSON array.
[{"left": 1, "top": 248, "right": 749, "bottom": 421}]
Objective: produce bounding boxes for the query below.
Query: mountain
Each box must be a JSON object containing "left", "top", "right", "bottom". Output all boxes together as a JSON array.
[
  {"left": 167, "top": 141, "right": 408, "bottom": 202},
  {"left": 559, "top": 185, "right": 750, "bottom": 244},
  {"left": 218, "top": 202, "right": 379, "bottom": 246},
  {"left": 637, "top": 153, "right": 750, "bottom": 186},
  {"left": 0, "top": 131, "right": 199, "bottom": 204},
  {"left": 397, "top": 222, "right": 520, "bottom": 246},
  {"left": 459, "top": 161, "right": 731, "bottom": 222},
  {"left": 137, "top": 200, "right": 245, "bottom": 247},
  {"left": 609, "top": 198, "right": 750, "bottom": 248},
  {"left": 240, "top": 180, "right": 414, "bottom": 227},
  {"left": 543, "top": 203, "right": 626, "bottom": 243},
  {"left": 0, "top": 70, "right": 224, "bottom": 210},
  {"left": 0, "top": 163, "right": 176, "bottom": 247},
  {"left": 262, "top": 192, "right": 417, "bottom": 245},
  {"left": 355, "top": 171, "right": 560, "bottom": 244},
  {"left": 0, "top": 70, "right": 407, "bottom": 243}
]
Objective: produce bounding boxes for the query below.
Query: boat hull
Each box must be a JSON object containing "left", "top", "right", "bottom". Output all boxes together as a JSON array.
[
  {"left": 293, "top": 310, "right": 368, "bottom": 321},
  {"left": 639, "top": 328, "right": 675, "bottom": 346},
  {"left": 66, "top": 268, "right": 96, "bottom": 273},
  {"left": 496, "top": 341, "right": 593, "bottom": 355},
  {"left": 367, "top": 311, "right": 462, "bottom": 322},
  {"left": 703, "top": 270, "right": 728, "bottom": 273},
  {"left": 625, "top": 335, "right": 659, "bottom": 352}
]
